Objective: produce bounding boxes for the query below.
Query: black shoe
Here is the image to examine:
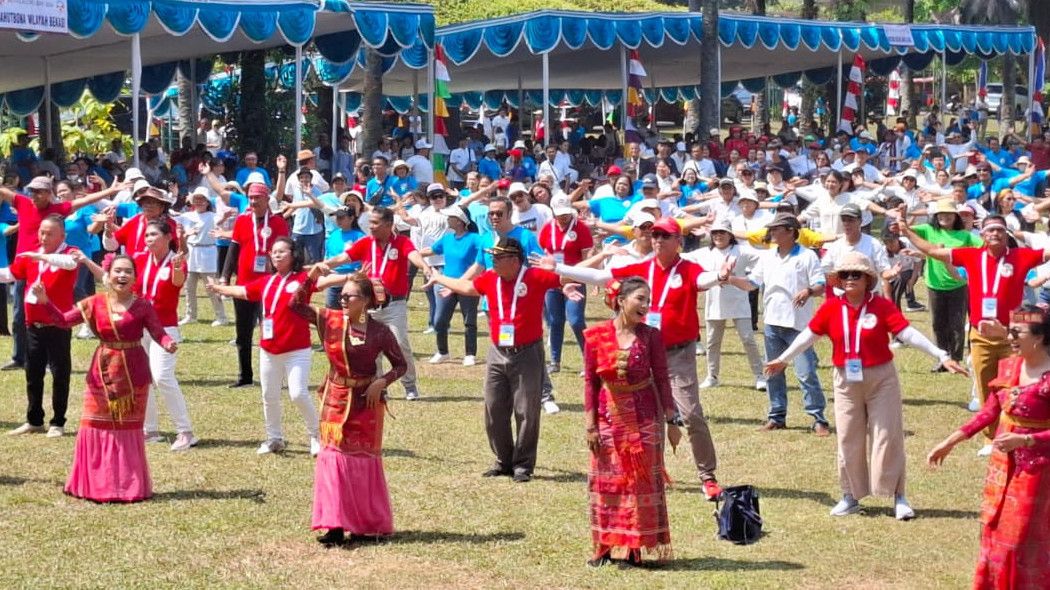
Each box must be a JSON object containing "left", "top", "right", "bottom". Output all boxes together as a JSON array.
[
  {"left": 587, "top": 556, "right": 613, "bottom": 568},
  {"left": 317, "top": 528, "right": 345, "bottom": 547},
  {"left": 1, "top": 360, "right": 24, "bottom": 371},
  {"left": 512, "top": 472, "right": 532, "bottom": 483},
  {"left": 228, "top": 380, "right": 253, "bottom": 389},
  {"left": 930, "top": 363, "right": 948, "bottom": 373},
  {"left": 482, "top": 467, "right": 511, "bottom": 478}
]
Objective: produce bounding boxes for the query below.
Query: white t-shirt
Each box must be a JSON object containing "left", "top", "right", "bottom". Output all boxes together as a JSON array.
[
  {"left": 511, "top": 204, "right": 554, "bottom": 233},
  {"left": 406, "top": 154, "right": 434, "bottom": 184}
]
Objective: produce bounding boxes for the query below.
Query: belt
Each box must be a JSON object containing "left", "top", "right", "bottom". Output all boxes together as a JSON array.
[
  {"left": 493, "top": 340, "right": 540, "bottom": 356},
  {"left": 999, "top": 412, "right": 1050, "bottom": 429},
  {"left": 327, "top": 373, "right": 372, "bottom": 388},
  {"left": 29, "top": 322, "right": 59, "bottom": 329},
  {"left": 100, "top": 340, "right": 139, "bottom": 350},
  {"left": 389, "top": 295, "right": 408, "bottom": 302},
  {"left": 666, "top": 340, "right": 695, "bottom": 352},
  {"left": 602, "top": 378, "right": 653, "bottom": 394}
]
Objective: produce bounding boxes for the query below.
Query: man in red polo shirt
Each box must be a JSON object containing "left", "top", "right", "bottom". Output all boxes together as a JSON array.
[
  {"left": 1, "top": 216, "right": 81, "bottom": 436},
  {"left": 429, "top": 237, "right": 562, "bottom": 482},
  {"left": 541, "top": 216, "right": 725, "bottom": 500},
  {"left": 902, "top": 214, "right": 1049, "bottom": 456},
  {"left": 220, "top": 182, "right": 290, "bottom": 388},
  {"left": 323, "top": 206, "right": 433, "bottom": 400}
]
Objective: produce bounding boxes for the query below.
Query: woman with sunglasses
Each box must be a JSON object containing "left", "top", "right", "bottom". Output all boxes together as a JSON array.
[
  {"left": 927, "top": 305, "right": 1050, "bottom": 588},
  {"left": 764, "top": 252, "right": 967, "bottom": 519},
  {"left": 291, "top": 270, "right": 407, "bottom": 547}
]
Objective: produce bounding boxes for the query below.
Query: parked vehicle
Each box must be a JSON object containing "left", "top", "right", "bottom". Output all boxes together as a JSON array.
[{"left": 985, "top": 83, "right": 1028, "bottom": 118}]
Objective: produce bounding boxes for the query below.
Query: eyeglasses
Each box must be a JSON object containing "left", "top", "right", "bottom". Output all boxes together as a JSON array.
[
  {"left": 1008, "top": 327, "right": 1030, "bottom": 339},
  {"left": 837, "top": 270, "right": 865, "bottom": 281},
  {"left": 340, "top": 293, "right": 364, "bottom": 302},
  {"left": 488, "top": 211, "right": 505, "bottom": 218}
]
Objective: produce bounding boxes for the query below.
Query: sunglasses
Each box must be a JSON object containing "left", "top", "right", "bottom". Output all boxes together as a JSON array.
[
  {"left": 1008, "top": 327, "right": 1030, "bottom": 339},
  {"left": 492, "top": 253, "right": 517, "bottom": 260},
  {"left": 837, "top": 270, "right": 865, "bottom": 281},
  {"left": 651, "top": 231, "right": 676, "bottom": 240},
  {"left": 488, "top": 211, "right": 505, "bottom": 218},
  {"left": 340, "top": 293, "right": 364, "bottom": 302}
]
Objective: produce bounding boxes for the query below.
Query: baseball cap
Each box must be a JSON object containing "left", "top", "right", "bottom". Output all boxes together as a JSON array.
[
  {"left": 426, "top": 182, "right": 445, "bottom": 196},
  {"left": 651, "top": 217, "right": 680, "bottom": 236},
  {"left": 483, "top": 144, "right": 496, "bottom": 153},
  {"left": 606, "top": 165, "right": 622, "bottom": 176},
  {"left": 440, "top": 206, "right": 469, "bottom": 224},
  {"left": 839, "top": 203, "right": 863, "bottom": 219},
  {"left": 507, "top": 182, "right": 528, "bottom": 196},
  {"left": 485, "top": 237, "right": 524, "bottom": 257},
  {"left": 767, "top": 212, "right": 801, "bottom": 230},
  {"left": 414, "top": 139, "right": 433, "bottom": 150},
  {"left": 550, "top": 196, "right": 575, "bottom": 217},
  {"left": 497, "top": 178, "right": 511, "bottom": 190},
  {"left": 244, "top": 171, "right": 267, "bottom": 187},
  {"left": 25, "top": 176, "right": 53, "bottom": 191},
  {"left": 190, "top": 186, "right": 211, "bottom": 201},
  {"left": 641, "top": 174, "right": 659, "bottom": 190},
  {"left": 710, "top": 218, "right": 733, "bottom": 233},
  {"left": 631, "top": 212, "right": 656, "bottom": 228}
]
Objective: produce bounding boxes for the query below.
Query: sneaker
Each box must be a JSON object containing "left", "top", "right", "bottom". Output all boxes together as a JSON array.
[
  {"left": 754, "top": 379, "right": 768, "bottom": 391},
  {"left": 8, "top": 423, "right": 44, "bottom": 435},
  {"left": 482, "top": 467, "right": 511, "bottom": 477},
  {"left": 310, "top": 437, "right": 322, "bottom": 457},
  {"left": 830, "top": 495, "right": 861, "bottom": 516},
  {"left": 895, "top": 496, "right": 916, "bottom": 521},
  {"left": 228, "top": 380, "right": 253, "bottom": 389},
  {"left": 211, "top": 319, "right": 229, "bottom": 327},
  {"left": 422, "top": 326, "right": 435, "bottom": 335},
  {"left": 543, "top": 400, "right": 561, "bottom": 414},
  {"left": 968, "top": 397, "right": 981, "bottom": 412},
  {"left": 512, "top": 472, "right": 532, "bottom": 483},
  {"left": 699, "top": 376, "right": 719, "bottom": 389},
  {"left": 977, "top": 444, "right": 993, "bottom": 457},
  {"left": 462, "top": 355, "right": 477, "bottom": 367},
  {"left": 228, "top": 339, "right": 237, "bottom": 346},
  {"left": 546, "top": 362, "right": 561, "bottom": 374},
  {"left": 178, "top": 316, "right": 196, "bottom": 326},
  {"left": 144, "top": 431, "right": 167, "bottom": 444},
  {"left": 904, "top": 303, "right": 927, "bottom": 312},
  {"left": 695, "top": 342, "right": 707, "bottom": 356},
  {"left": 703, "top": 479, "right": 723, "bottom": 501},
  {"left": 428, "top": 352, "right": 450, "bottom": 364},
  {"left": 170, "top": 432, "right": 199, "bottom": 451},
  {"left": 76, "top": 325, "right": 93, "bottom": 339},
  {"left": 889, "top": 341, "right": 903, "bottom": 349},
  {"left": 405, "top": 388, "right": 420, "bottom": 401},
  {"left": 256, "top": 439, "right": 287, "bottom": 455},
  {"left": 45, "top": 426, "right": 64, "bottom": 438}
]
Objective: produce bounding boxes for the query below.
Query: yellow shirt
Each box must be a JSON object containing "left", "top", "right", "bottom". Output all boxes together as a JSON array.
[{"left": 745, "top": 227, "right": 828, "bottom": 249}]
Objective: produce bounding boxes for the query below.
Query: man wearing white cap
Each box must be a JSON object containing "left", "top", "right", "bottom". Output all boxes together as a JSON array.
[
  {"left": 446, "top": 137, "right": 474, "bottom": 190},
  {"left": 407, "top": 139, "right": 434, "bottom": 185},
  {"left": 478, "top": 145, "right": 502, "bottom": 181}
]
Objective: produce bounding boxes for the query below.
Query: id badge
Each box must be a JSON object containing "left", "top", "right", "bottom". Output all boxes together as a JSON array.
[
  {"left": 645, "top": 311, "right": 662, "bottom": 328},
  {"left": 262, "top": 318, "right": 274, "bottom": 340},
  {"left": 845, "top": 358, "right": 864, "bottom": 382},
  {"left": 25, "top": 289, "right": 38, "bottom": 305},
  {"left": 553, "top": 252, "right": 565, "bottom": 264},
  {"left": 981, "top": 297, "right": 998, "bottom": 319},
  {"left": 498, "top": 323, "right": 515, "bottom": 346},
  {"left": 253, "top": 255, "right": 268, "bottom": 273}
]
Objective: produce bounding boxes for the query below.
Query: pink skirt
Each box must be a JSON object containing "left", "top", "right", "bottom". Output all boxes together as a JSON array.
[
  {"left": 311, "top": 447, "right": 393, "bottom": 535},
  {"left": 64, "top": 425, "right": 153, "bottom": 503}
]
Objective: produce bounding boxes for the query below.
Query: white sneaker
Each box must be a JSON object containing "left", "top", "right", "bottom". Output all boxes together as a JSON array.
[
  {"left": 211, "top": 319, "right": 230, "bottom": 327},
  {"left": 830, "top": 495, "right": 861, "bottom": 516},
  {"left": 428, "top": 352, "right": 450, "bottom": 364},
  {"left": 8, "top": 423, "right": 44, "bottom": 436},
  {"left": 228, "top": 339, "right": 237, "bottom": 346},
  {"left": 754, "top": 379, "right": 768, "bottom": 391},
  {"left": 543, "top": 400, "right": 561, "bottom": 414},
  {"left": 170, "top": 432, "right": 199, "bottom": 451},
  {"left": 45, "top": 426, "right": 64, "bottom": 438},
  {"left": 76, "top": 325, "right": 93, "bottom": 339},
  {"left": 462, "top": 355, "right": 477, "bottom": 366},
  {"left": 977, "top": 444, "right": 993, "bottom": 457},
  {"left": 310, "top": 437, "right": 322, "bottom": 457},
  {"left": 405, "top": 389, "right": 420, "bottom": 401},
  {"left": 422, "top": 326, "right": 436, "bottom": 335},
  {"left": 144, "top": 432, "right": 167, "bottom": 444},
  {"left": 256, "top": 439, "right": 287, "bottom": 455},
  {"left": 894, "top": 496, "right": 916, "bottom": 521},
  {"left": 178, "top": 316, "right": 195, "bottom": 326},
  {"left": 968, "top": 397, "right": 981, "bottom": 412},
  {"left": 695, "top": 343, "right": 707, "bottom": 356},
  {"left": 699, "top": 376, "right": 719, "bottom": 389}
]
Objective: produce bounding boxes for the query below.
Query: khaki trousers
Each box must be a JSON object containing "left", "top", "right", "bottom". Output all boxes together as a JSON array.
[
  {"left": 666, "top": 344, "right": 718, "bottom": 481},
  {"left": 483, "top": 341, "right": 544, "bottom": 476},
  {"left": 832, "top": 362, "right": 906, "bottom": 499},
  {"left": 969, "top": 327, "right": 1011, "bottom": 440}
]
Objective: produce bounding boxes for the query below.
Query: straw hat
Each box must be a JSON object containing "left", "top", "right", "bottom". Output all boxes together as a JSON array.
[
  {"left": 930, "top": 199, "right": 959, "bottom": 216},
  {"left": 833, "top": 251, "right": 879, "bottom": 290}
]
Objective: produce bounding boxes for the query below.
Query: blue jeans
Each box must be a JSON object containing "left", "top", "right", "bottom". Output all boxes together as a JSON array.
[
  {"left": 763, "top": 324, "right": 827, "bottom": 426},
  {"left": 543, "top": 288, "right": 586, "bottom": 364},
  {"left": 433, "top": 290, "right": 478, "bottom": 356},
  {"left": 74, "top": 265, "right": 96, "bottom": 302},
  {"left": 325, "top": 285, "right": 342, "bottom": 309},
  {"left": 292, "top": 232, "right": 324, "bottom": 264}
]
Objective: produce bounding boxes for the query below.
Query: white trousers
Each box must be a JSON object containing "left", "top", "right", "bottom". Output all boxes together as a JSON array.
[
  {"left": 260, "top": 347, "right": 319, "bottom": 441},
  {"left": 705, "top": 318, "right": 765, "bottom": 380},
  {"left": 143, "top": 327, "right": 193, "bottom": 434},
  {"left": 184, "top": 271, "right": 227, "bottom": 321}
]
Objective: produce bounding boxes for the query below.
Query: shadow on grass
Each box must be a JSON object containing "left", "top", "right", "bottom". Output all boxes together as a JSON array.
[
  {"left": 384, "top": 448, "right": 419, "bottom": 458},
  {"left": 902, "top": 398, "right": 966, "bottom": 409},
  {"left": 554, "top": 403, "right": 583, "bottom": 413},
  {"left": 382, "top": 530, "right": 526, "bottom": 545},
  {"left": 532, "top": 470, "right": 588, "bottom": 483},
  {"left": 758, "top": 487, "right": 837, "bottom": 507},
  {"left": 181, "top": 379, "right": 251, "bottom": 388},
  {"left": 859, "top": 507, "right": 979, "bottom": 520},
  {"left": 195, "top": 438, "right": 264, "bottom": 449},
  {"left": 0, "top": 475, "right": 28, "bottom": 486},
  {"left": 153, "top": 488, "right": 267, "bottom": 503},
  {"left": 650, "top": 557, "right": 804, "bottom": 572},
  {"left": 414, "top": 396, "right": 481, "bottom": 403},
  {"left": 708, "top": 416, "right": 766, "bottom": 427}
]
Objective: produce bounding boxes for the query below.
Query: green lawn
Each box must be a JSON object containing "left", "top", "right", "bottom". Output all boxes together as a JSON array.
[{"left": 0, "top": 286, "right": 987, "bottom": 588}]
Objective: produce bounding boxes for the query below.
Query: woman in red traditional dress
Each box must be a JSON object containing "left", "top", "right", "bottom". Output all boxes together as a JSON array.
[
  {"left": 35, "top": 254, "right": 176, "bottom": 503},
  {"left": 291, "top": 267, "right": 407, "bottom": 547},
  {"left": 928, "top": 305, "right": 1050, "bottom": 589},
  {"left": 583, "top": 277, "right": 682, "bottom": 568}
]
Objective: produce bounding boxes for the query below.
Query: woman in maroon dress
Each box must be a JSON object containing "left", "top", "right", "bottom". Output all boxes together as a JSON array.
[{"left": 290, "top": 268, "right": 407, "bottom": 546}]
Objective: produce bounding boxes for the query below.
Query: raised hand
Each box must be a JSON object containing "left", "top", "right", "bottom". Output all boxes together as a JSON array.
[
  {"left": 29, "top": 281, "right": 48, "bottom": 305},
  {"left": 527, "top": 253, "right": 557, "bottom": 271},
  {"left": 276, "top": 154, "right": 287, "bottom": 173}
]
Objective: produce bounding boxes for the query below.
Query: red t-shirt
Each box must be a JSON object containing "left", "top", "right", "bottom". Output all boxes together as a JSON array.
[
  {"left": 9, "top": 245, "right": 78, "bottom": 325},
  {"left": 809, "top": 293, "right": 909, "bottom": 368},
  {"left": 346, "top": 235, "right": 416, "bottom": 299},
  {"left": 1028, "top": 142, "right": 1050, "bottom": 170},
  {"left": 12, "top": 195, "right": 72, "bottom": 254},
  {"left": 611, "top": 257, "right": 706, "bottom": 347},
  {"left": 538, "top": 218, "right": 593, "bottom": 266},
  {"left": 243, "top": 270, "right": 313, "bottom": 354},
  {"left": 114, "top": 215, "right": 180, "bottom": 257},
  {"left": 950, "top": 246, "right": 1044, "bottom": 327},
  {"left": 133, "top": 251, "right": 186, "bottom": 327},
  {"left": 473, "top": 267, "right": 561, "bottom": 347},
  {"left": 231, "top": 212, "right": 290, "bottom": 286}
]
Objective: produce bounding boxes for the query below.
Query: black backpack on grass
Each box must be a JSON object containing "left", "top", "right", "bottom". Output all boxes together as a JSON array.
[{"left": 715, "top": 485, "right": 763, "bottom": 545}]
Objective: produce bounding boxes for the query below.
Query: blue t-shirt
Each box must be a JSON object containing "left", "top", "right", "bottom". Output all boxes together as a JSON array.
[
  {"left": 588, "top": 195, "right": 639, "bottom": 224},
  {"left": 981, "top": 147, "right": 1015, "bottom": 169},
  {"left": 389, "top": 175, "right": 417, "bottom": 199},
  {"left": 64, "top": 204, "right": 99, "bottom": 257},
  {"left": 290, "top": 185, "right": 324, "bottom": 235},
  {"left": 678, "top": 182, "right": 708, "bottom": 207},
  {"left": 235, "top": 166, "right": 272, "bottom": 188},
  {"left": 325, "top": 228, "right": 365, "bottom": 274},
  {"left": 365, "top": 176, "right": 398, "bottom": 207},
  {"left": 318, "top": 192, "right": 343, "bottom": 235},
  {"left": 475, "top": 226, "right": 542, "bottom": 270},
  {"left": 478, "top": 157, "right": 502, "bottom": 181},
  {"left": 432, "top": 231, "right": 483, "bottom": 278},
  {"left": 467, "top": 202, "right": 492, "bottom": 235},
  {"left": 994, "top": 168, "right": 1049, "bottom": 197}
]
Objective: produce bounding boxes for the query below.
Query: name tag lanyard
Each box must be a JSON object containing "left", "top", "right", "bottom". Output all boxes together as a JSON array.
[
  {"left": 648, "top": 259, "right": 682, "bottom": 313},
  {"left": 496, "top": 266, "right": 527, "bottom": 323},
  {"left": 552, "top": 218, "right": 576, "bottom": 253},
  {"left": 841, "top": 299, "right": 869, "bottom": 360},
  {"left": 142, "top": 251, "right": 174, "bottom": 299},
  {"left": 981, "top": 250, "right": 1006, "bottom": 298},
  {"left": 370, "top": 240, "right": 393, "bottom": 279},
  {"left": 252, "top": 212, "right": 271, "bottom": 253},
  {"left": 262, "top": 272, "right": 291, "bottom": 319}
]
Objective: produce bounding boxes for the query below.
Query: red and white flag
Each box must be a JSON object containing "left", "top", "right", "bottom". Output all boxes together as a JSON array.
[
  {"left": 838, "top": 54, "right": 866, "bottom": 134},
  {"left": 886, "top": 68, "right": 901, "bottom": 116}
]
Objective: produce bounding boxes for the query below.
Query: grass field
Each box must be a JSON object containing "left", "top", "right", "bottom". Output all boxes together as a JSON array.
[{"left": 0, "top": 285, "right": 989, "bottom": 589}]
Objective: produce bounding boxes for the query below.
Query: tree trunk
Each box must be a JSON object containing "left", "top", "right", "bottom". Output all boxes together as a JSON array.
[
  {"left": 683, "top": 0, "right": 702, "bottom": 137},
  {"left": 1002, "top": 53, "right": 1017, "bottom": 133},
  {"left": 900, "top": 0, "right": 919, "bottom": 127},
  {"left": 176, "top": 69, "right": 196, "bottom": 145},
  {"left": 359, "top": 48, "right": 385, "bottom": 158},
  {"left": 798, "top": 0, "right": 818, "bottom": 125},
  {"left": 42, "top": 102, "right": 65, "bottom": 162},
  {"left": 698, "top": 0, "right": 720, "bottom": 140},
  {"left": 751, "top": 0, "right": 767, "bottom": 132},
  {"left": 237, "top": 50, "right": 267, "bottom": 156},
  {"left": 1031, "top": 0, "right": 1050, "bottom": 45}
]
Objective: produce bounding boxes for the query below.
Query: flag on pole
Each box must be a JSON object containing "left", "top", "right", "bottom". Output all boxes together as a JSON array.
[
  {"left": 433, "top": 43, "right": 452, "bottom": 184},
  {"left": 886, "top": 68, "right": 901, "bottom": 116},
  {"left": 838, "top": 54, "right": 866, "bottom": 134},
  {"left": 977, "top": 60, "right": 988, "bottom": 99},
  {"left": 626, "top": 50, "right": 647, "bottom": 118},
  {"left": 1032, "top": 37, "right": 1045, "bottom": 125}
]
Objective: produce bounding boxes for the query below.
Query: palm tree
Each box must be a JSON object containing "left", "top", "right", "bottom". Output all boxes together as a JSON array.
[
  {"left": 698, "top": 0, "right": 720, "bottom": 139},
  {"left": 961, "top": 0, "right": 1023, "bottom": 130},
  {"left": 359, "top": 48, "right": 384, "bottom": 157},
  {"left": 683, "top": 0, "right": 701, "bottom": 137},
  {"left": 176, "top": 69, "right": 196, "bottom": 145},
  {"left": 900, "top": 0, "right": 919, "bottom": 128},
  {"left": 237, "top": 50, "right": 267, "bottom": 155}
]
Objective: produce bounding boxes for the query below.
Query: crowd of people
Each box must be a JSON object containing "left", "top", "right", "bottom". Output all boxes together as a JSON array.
[{"left": 3, "top": 101, "right": 1050, "bottom": 585}]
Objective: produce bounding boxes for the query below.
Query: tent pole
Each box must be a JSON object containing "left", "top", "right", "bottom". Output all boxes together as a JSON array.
[
  {"left": 43, "top": 57, "right": 52, "bottom": 150},
  {"left": 716, "top": 42, "right": 722, "bottom": 131},
  {"left": 620, "top": 45, "right": 628, "bottom": 140},
  {"left": 427, "top": 47, "right": 435, "bottom": 147},
  {"left": 940, "top": 51, "right": 947, "bottom": 110},
  {"left": 649, "top": 68, "right": 656, "bottom": 133},
  {"left": 517, "top": 72, "right": 524, "bottom": 131},
  {"left": 331, "top": 86, "right": 338, "bottom": 163},
  {"left": 1028, "top": 45, "right": 1037, "bottom": 141},
  {"left": 189, "top": 59, "right": 197, "bottom": 141},
  {"left": 836, "top": 49, "right": 843, "bottom": 130},
  {"left": 542, "top": 52, "right": 551, "bottom": 147},
  {"left": 295, "top": 45, "right": 303, "bottom": 156},
  {"left": 132, "top": 33, "right": 142, "bottom": 168}
]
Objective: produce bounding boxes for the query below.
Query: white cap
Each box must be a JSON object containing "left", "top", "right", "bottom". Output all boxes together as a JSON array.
[
  {"left": 392, "top": 159, "right": 410, "bottom": 171},
  {"left": 551, "top": 195, "right": 575, "bottom": 216},
  {"left": 711, "top": 218, "right": 733, "bottom": 233},
  {"left": 631, "top": 212, "right": 657, "bottom": 228},
  {"left": 858, "top": 130, "right": 873, "bottom": 140},
  {"left": 244, "top": 171, "right": 267, "bottom": 187},
  {"left": 901, "top": 169, "right": 919, "bottom": 179},
  {"left": 124, "top": 167, "right": 145, "bottom": 182},
  {"left": 709, "top": 127, "right": 721, "bottom": 136},
  {"left": 513, "top": 140, "right": 527, "bottom": 150},
  {"left": 131, "top": 179, "right": 151, "bottom": 195},
  {"left": 414, "top": 139, "right": 433, "bottom": 150},
  {"left": 190, "top": 186, "right": 211, "bottom": 200},
  {"left": 507, "top": 182, "right": 528, "bottom": 196},
  {"left": 483, "top": 143, "right": 496, "bottom": 152},
  {"left": 440, "top": 206, "right": 468, "bottom": 224}
]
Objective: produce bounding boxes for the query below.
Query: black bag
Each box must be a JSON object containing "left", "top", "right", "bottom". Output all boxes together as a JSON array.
[{"left": 715, "top": 485, "right": 762, "bottom": 545}]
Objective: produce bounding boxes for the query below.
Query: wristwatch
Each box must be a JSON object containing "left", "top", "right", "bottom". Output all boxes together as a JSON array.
[{"left": 667, "top": 412, "right": 686, "bottom": 428}]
